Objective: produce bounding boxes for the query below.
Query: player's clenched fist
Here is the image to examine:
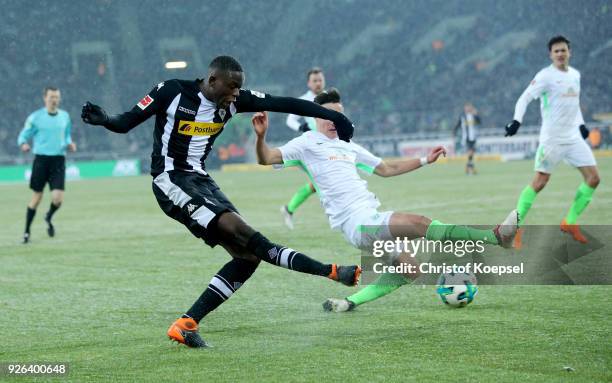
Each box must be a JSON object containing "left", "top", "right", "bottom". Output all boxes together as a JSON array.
[
  {"left": 504, "top": 120, "right": 521, "bottom": 137},
  {"left": 81, "top": 102, "right": 109, "bottom": 125}
]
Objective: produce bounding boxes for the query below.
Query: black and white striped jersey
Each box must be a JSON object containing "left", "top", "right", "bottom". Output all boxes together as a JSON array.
[
  {"left": 125, "top": 79, "right": 269, "bottom": 176},
  {"left": 98, "top": 78, "right": 354, "bottom": 174}
]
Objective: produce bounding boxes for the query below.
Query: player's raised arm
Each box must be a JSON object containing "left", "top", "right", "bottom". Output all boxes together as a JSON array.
[
  {"left": 252, "top": 112, "right": 283, "bottom": 165},
  {"left": 81, "top": 82, "right": 173, "bottom": 133},
  {"left": 505, "top": 72, "right": 549, "bottom": 136},
  {"left": 374, "top": 146, "right": 446, "bottom": 177},
  {"left": 236, "top": 89, "right": 354, "bottom": 142}
]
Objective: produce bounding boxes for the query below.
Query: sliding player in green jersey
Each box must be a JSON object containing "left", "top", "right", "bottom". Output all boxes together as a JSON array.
[{"left": 252, "top": 88, "right": 518, "bottom": 312}]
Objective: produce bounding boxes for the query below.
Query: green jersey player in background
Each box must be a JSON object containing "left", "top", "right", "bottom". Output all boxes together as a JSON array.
[
  {"left": 505, "top": 36, "right": 600, "bottom": 245},
  {"left": 280, "top": 67, "right": 326, "bottom": 229},
  {"left": 253, "top": 88, "right": 518, "bottom": 312}
]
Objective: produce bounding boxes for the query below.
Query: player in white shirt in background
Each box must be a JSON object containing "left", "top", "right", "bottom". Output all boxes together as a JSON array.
[
  {"left": 253, "top": 88, "right": 518, "bottom": 312},
  {"left": 281, "top": 68, "right": 326, "bottom": 229},
  {"left": 505, "top": 35, "right": 600, "bottom": 245}
]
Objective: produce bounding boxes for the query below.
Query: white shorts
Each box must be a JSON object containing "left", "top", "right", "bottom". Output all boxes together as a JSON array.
[
  {"left": 534, "top": 139, "right": 596, "bottom": 174},
  {"left": 341, "top": 209, "right": 394, "bottom": 249}
]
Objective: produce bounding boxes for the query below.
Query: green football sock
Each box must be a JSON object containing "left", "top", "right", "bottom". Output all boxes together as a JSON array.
[
  {"left": 347, "top": 272, "right": 408, "bottom": 306},
  {"left": 287, "top": 182, "right": 315, "bottom": 214},
  {"left": 516, "top": 185, "right": 537, "bottom": 224},
  {"left": 565, "top": 182, "right": 596, "bottom": 224},
  {"left": 426, "top": 220, "right": 498, "bottom": 245}
]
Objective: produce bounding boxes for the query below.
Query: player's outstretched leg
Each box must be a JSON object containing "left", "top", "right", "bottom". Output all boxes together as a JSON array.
[
  {"left": 324, "top": 253, "right": 419, "bottom": 312},
  {"left": 281, "top": 182, "right": 316, "bottom": 229},
  {"left": 389, "top": 211, "right": 518, "bottom": 249},
  {"left": 218, "top": 212, "right": 361, "bottom": 286},
  {"left": 168, "top": 256, "right": 259, "bottom": 348},
  {"left": 323, "top": 210, "right": 518, "bottom": 312}
]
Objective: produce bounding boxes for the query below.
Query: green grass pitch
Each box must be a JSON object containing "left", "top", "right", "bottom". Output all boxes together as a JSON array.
[{"left": 1, "top": 158, "right": 610, "bottom": 382}]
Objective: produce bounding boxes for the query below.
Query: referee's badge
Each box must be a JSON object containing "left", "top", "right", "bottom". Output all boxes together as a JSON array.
[{"left": 218, "top": 109, "right": 226, "bottom": 120}]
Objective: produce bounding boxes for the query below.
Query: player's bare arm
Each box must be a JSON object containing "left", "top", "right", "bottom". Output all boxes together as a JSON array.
[
  {"left": 374, "top": 146, "right": 446, "bottom": 177},
  {"left": 252, "top": 112, "right": 283, "bottom": 165}
]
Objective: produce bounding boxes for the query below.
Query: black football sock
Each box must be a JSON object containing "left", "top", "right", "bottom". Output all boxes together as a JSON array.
[
  {"left": 25, "top": 207, "right": 36, "bottom": 234},
  {"left": 46, "top": 202, "right": 61, "bottom": 221},
  {"left": 185, "top": 258, "right": 259, "bottom": 323},
  {"left": 246, "top": 232, "right": 332, "bottom": 277}
]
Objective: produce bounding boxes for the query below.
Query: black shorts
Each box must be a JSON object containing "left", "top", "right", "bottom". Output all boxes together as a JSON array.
[
  {"left": 152, "top": 171, "right": 239, "bottom": 248},
  {"left": 30, "top": 155, "right": 66, "bottom": 192},
  {"left": 466, "top": 140, "right": 477, "bottom": 151}
]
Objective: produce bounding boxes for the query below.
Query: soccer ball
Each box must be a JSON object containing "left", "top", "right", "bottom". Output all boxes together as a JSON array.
[{"left": 436, "top": 272, "right": 478, "bottom": 307}]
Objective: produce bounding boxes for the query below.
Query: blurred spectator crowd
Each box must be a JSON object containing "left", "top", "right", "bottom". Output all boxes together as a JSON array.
[{"left": 1, "top": 0, "right": 610, "bottom": 163}]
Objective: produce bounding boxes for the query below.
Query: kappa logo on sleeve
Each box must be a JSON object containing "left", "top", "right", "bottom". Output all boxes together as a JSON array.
[{"left": 137, "top": 95, "right": 154, "bottom": 110}]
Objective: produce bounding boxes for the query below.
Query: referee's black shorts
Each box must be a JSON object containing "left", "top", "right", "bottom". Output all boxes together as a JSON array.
[
  {"left": 30, "top": 154, "right": 66, "bottom": 192},
  {"left": 152, "top": 171, "right": 239, "bottom": 248}
]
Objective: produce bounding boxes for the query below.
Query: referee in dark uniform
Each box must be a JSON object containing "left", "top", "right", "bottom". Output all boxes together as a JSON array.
[{"left": 18, "top": 87, "right": 76, "bottom": 243}]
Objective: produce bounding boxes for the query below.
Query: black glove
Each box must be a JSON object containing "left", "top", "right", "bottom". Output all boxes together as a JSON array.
[
  {"left": 333, "top": 114, "right": 355, "bottom": 142},
  {"left": 81, "top": 102, "right": 109, "bottom": 126},
  {"left": 579, "top": 124, "right": 589, "bottom": 140},
  {"left": 504, "top": 120, "right": 521, "bottom": 137},
  {"left": 298, "top": 122, "right": 310, "bottom": 133}
]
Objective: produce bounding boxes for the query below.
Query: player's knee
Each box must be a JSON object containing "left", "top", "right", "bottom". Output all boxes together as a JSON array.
[
  {"left": 392, "top": 253, "right": 420, "bottom": 280},
  {"left": 30, "top": 193, "right": 43, "bottom": 208},
  {"left": 230, "top": 251, "right": 260, "bottom": 264},
  {"left": 414, "top": 215, "right": 432, "bottom": 233},
  {"left": 216, "top": 212, "right": 256, "bottom": 246},
  {"left": 587, "top": 173, "right": 600, "bottom": 188},
  {"left": 532, "top": 178, "right": 548, "bottom": 192}
]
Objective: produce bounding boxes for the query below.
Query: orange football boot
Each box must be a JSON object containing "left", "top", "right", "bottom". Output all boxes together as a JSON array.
[
  {"left": 167, "top": 317, "right": 208, "bottom": 348},
  {"left": 560, "top": 219, "right": 588, "bottom": 243},
  {"left": 513, "top": 228, "right": 523, "bottom": 249},
  {"left": 328, "top": 264, "right": 361, "bottom": 286}
]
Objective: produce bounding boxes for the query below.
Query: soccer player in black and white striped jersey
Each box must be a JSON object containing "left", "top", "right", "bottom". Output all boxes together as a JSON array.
[
  {"left": 453, "top": 102, "right": 480, "bottom": 175},
  {"left": 81, "top": 56, "right": 360, "bottom": 348}
]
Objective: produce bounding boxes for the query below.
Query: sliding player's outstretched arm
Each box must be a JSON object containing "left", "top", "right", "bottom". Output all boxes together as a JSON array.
[
  {"left": 374, "top": 146, "right": 446, "bottom": 177},
  {"left": 252, "top": 112, "right": 283, "bottom": 165},
  {"left": 237, "top": 89, "right": 354, "bottom": 141},
  {"left": 81, "top": 81, "right": 175, "bottom": 133}
]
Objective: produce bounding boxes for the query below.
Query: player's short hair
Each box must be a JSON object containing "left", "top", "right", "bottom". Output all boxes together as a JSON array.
[
  {"left": 548, "top": 35, "right": 570, "bottom": 51},
  {"left": 314, "top": 87, "right": 341, "bottom": 105},
  {"left": 43, "top": 86, "right": 59, "bottom": 95},
  {"left": 209, "top": 55, "right": 243, "bottom": 73},
  {"left": 307, "top": 67, "right": 323, "bottom": 80}
]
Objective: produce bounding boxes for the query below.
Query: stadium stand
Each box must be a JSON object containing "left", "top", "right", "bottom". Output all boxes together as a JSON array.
[{"left": 1, "top": 0, "right": 610, "bottom": 164}]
